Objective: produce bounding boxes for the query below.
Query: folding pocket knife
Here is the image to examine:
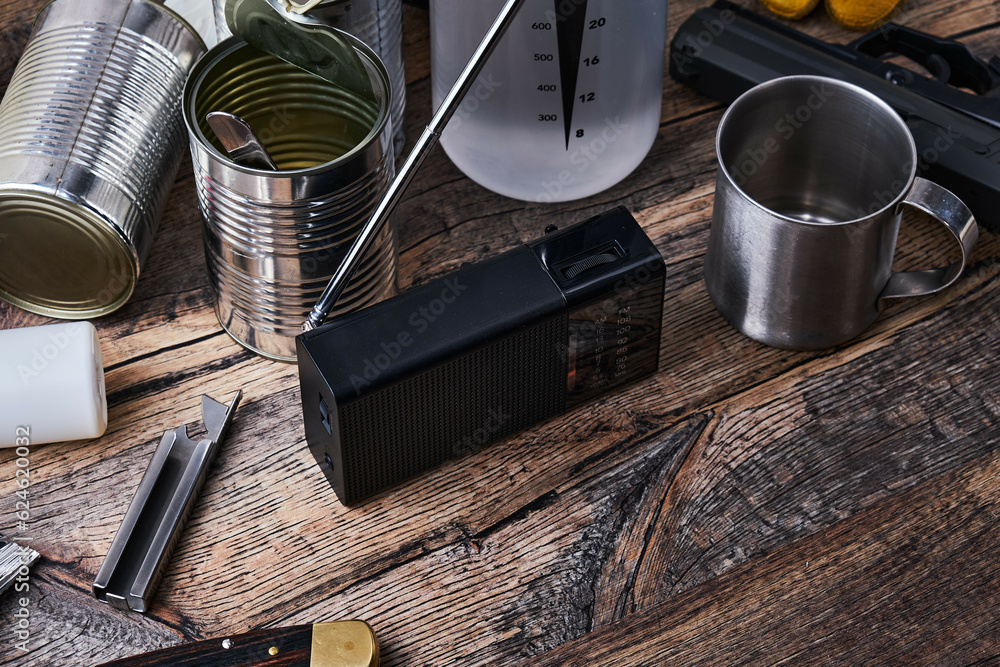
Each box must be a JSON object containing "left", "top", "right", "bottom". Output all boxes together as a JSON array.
[{"left": 97, "top": 620, "right": 378, "bottom": 667}]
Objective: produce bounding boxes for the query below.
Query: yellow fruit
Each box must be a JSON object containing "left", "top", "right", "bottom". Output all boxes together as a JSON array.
[
  {"left": 759, "top": 0, "right": 821, "bottom": 20},
  {"left": 825, "top": 0, "right": 907, "bottom": 30}
]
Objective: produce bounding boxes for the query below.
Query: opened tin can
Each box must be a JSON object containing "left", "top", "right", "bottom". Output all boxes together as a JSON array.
[
  {"left": 183, "top": 35, "right": 397, "bottom": 362},
  {"left": 0, "top": 0, "right": 205, "bottom": 318}
]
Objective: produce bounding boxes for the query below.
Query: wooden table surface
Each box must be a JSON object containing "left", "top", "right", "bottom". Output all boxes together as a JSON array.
[{"left": 2, "top": 1, "right": 1000, "bottom": 665}]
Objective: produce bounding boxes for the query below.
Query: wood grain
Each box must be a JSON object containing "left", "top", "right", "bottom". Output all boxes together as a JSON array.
[
  {"left": 520, "top": 450, "right": 1000, "bottom": 666},
  {"left": 0, "top": 0, "right": 998, "bottom": 665}
]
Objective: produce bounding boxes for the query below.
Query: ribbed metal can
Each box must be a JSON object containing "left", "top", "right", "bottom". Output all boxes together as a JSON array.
[
  {"left": 184, "top": 35, "right": 397, "bottom": 362},
  {"left": 214, "top": 0, "right": 405, "bottom": 156},
  {"left": 0, "top": 0, "right": 205, "bottom": 319}
]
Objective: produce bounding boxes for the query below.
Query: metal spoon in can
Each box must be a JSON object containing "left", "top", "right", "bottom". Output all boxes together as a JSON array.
[{"left": 206, "top": 111, "right": 279, "bottom": 171}]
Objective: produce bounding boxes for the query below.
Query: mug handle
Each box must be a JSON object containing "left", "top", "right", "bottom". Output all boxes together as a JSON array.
[{"left": 879, "top": 177, "right": 979, "bottom": 304}]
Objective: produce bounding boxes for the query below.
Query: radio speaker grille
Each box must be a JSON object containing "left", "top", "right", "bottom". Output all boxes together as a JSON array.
[{"left": 338, "top": 315, "right": 568, "bottom": 503}]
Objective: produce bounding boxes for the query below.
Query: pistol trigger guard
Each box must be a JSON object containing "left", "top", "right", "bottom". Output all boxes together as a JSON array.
[
  {"left": 848, "top": 23, "right": 1000, "bottom": 96},
  {"left": 925, "top": 54, "right": 951, "bottom": 85}
]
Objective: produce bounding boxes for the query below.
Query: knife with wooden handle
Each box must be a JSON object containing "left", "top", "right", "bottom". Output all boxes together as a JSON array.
[{"left": 97, "top": 620, "right": 378, "bottom": 667}]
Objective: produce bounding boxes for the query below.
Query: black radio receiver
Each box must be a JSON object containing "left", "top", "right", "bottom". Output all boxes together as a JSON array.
[{"left": 296, "top": 207, "right": 665, "bottom": 505}]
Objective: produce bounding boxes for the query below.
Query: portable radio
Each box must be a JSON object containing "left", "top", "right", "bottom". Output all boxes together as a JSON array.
[{"left": 296, "top": 207, "right": 666, "bottom": 505}]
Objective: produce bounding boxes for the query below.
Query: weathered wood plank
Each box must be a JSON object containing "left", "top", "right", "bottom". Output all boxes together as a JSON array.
[
  {"left": 0, "top": 572, "right": 182, "bottom": 659},
  {"left": 209, "top": 271, "right": 1000, "bottom": 666},
  {"left": 1, "top": 1, "right": 998, "bottom": 666},
  {"left": 627, "top": 274, "right": 1000, "bottom": 610},
  {"left": 12, "top": 232, "right": 996, "bottom": 657},
  {"left": 25, "top": 251, "right": 992, "bottom": 665},
  {"left": 520, "top": 449, "right": 1000, "bottom": 666},
  {"left": 267, "top": 413, "right": 714, "bottom": 666}
]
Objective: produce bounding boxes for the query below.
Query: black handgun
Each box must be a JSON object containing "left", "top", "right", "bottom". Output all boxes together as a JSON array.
[{"left": 670, "top": 1, "right": 1000, "bottom": 233}]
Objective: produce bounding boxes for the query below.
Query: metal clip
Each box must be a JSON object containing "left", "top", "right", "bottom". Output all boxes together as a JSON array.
[{"left": 93, "top": 392, "right": 242, "bottom": 613}]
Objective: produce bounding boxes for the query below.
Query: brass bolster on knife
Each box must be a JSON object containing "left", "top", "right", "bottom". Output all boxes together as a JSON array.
[{"left": 311, "top": 620, "right": 379, "bottom": 667}]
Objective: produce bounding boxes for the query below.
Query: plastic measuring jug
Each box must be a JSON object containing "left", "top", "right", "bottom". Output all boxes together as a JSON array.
[{"left": 430, "top": 0, "right": 668, "bottom": 203}]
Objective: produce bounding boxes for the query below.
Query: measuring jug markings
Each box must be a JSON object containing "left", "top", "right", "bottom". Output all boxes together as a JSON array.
[{"left": 431, "top": 0, "right": 667, "bottom": 202}]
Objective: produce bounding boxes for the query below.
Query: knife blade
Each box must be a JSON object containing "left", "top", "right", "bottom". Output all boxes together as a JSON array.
[{"left": 96, "top": 620, "right": 378, "bottom": 667}]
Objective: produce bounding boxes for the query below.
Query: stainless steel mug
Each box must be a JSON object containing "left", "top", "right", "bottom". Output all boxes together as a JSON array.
[
  {"left": 0, "top": 0, "right": 204, "bottom": 319},
  {"left": 705, "top": 75, "right": 979, "bottom": 350},
  {"left": 183, "top": 35, "right": 397, "bottom": 362}
]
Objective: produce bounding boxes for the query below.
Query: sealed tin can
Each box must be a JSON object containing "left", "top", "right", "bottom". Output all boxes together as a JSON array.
[
  {"left": 214, "top": 0, "right": 406, "bottom": 156},
  {"left": 184, "top": 35, "right": 398, "bottom": 362},
  {"left": 0, "top": 0, "right": 205, "bottom": 318}
]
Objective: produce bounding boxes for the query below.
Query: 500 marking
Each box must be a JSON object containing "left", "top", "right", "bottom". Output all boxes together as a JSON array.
[{"left": 528, "top": 8, "right": 606, "bottom": 138}]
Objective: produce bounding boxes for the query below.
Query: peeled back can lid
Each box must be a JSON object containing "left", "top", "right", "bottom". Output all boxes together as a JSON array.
[{"left": 224, "top": 0, "right": 376, "bottom": 101}]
